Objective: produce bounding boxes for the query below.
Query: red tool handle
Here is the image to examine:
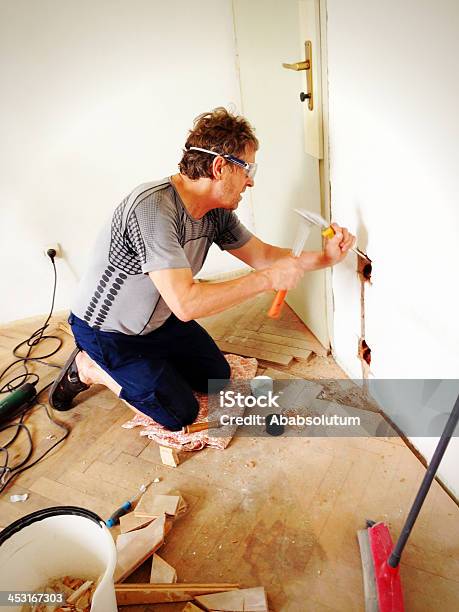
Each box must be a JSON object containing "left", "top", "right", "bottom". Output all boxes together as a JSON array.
[{"left": 268, "top": 289, "right": 287, "bottom": 319}]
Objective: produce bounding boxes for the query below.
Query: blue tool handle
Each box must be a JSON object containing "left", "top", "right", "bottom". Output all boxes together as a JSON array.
[{"left": 105, "top": 501, "right": 132, "bottom": 528}]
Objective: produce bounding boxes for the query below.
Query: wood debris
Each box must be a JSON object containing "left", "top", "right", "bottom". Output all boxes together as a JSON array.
[
  {"left": 113, "top": 486, "right": 187, "bottom": 583},
  {"left": 114, "top": 583, "right": 239, "bottom": 606},
  {"left": 160, "top": 446, "right": 180, "bottom": 467},
  {"left": 134, "top": 492, "right": 181, "bottom": 519},
  {"left": 119, "top": 512, "right": 154, "bottom": 534},
  {"left": 22, "top": 576, "right": 97, "bottom": 612},
  {"left": 182, "top": 603, "right": 202, "bottom": 612},
  {"left": 150, "top": 553, "right": 177, "bottom": 583},
  {"left": 177, "top": 495, "right": 188, "bottom": 515},
  {"left": 66, "top": 580, "right": 93, "bottom": 604},
  {"left": 114, "top": 513, "right": 170, "bottom": 582},
  {"left": 195, "top": 586, "right": 269, "bottom": 611}
]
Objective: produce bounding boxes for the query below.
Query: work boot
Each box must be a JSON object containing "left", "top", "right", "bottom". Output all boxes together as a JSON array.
[{"left": 48, "top": 347, "right": 89, "bottom": 411}]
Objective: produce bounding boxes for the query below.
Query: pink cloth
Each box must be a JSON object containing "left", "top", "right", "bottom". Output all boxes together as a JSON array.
[{"left": 121, "top": 354, "right": 258, "bottom": 450}]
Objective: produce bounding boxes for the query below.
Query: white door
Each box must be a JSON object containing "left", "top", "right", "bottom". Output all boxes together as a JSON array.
[{"left": 232, "top": 0, "right": 331, "bottom": 348}]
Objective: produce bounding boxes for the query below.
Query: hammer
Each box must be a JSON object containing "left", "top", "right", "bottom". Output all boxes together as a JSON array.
[
  {"left": 293, "top": 209, "right": 370, "bottom": 260},
  {"left": 267, "top": 208, "right": 369, "bottom": 319}
]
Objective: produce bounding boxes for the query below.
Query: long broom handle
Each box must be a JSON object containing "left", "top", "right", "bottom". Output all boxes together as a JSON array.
[{"left": 388, "top": 392, "right": 459, "bottom": 568}]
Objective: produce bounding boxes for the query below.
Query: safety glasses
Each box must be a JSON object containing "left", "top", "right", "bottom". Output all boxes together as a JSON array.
[{"left": 188, "top": 146, "right": 257, "bottom": 179}]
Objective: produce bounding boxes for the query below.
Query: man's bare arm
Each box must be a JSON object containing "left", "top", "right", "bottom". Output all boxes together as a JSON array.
[
  {"left": 230, "top": 229, "right": 355, "bottom": 271},
  {"left": 149, "top": 256, "right": 304, "bottom": 322},
  {"left": 148, "top": 226, "right": 355, "bottom": 322}
]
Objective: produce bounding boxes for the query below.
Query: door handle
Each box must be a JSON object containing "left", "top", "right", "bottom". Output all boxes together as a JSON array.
[
  {"left": 282, "top": 41, "right": 313, "bottom": 111},
  {"left": 282, "top": 60, "right": 310, "bottom": 71}
]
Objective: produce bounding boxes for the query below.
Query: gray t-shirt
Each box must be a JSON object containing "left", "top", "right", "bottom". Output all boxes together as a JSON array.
[{"left": 72, "top": 178, "right": 252, "bottom": 335}]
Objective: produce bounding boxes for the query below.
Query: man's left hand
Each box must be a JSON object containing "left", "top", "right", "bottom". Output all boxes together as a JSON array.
[{"left": 323, "top": 223, "right": 356, "bottom": 265}]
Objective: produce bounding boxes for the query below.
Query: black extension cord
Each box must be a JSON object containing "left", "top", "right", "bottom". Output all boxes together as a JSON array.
[{"left": 0, "top": 251, "right": 71, "bottom": 493}]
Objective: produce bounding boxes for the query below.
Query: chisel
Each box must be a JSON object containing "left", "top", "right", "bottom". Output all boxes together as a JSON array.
[
  {"left": 105, "top": 483, "right": 149, "bottom": 527},
  {"left": 268, "top": 208, "right": 370, "bottom": 319},
  {"left": 294, "top": 208, "right": 371, "bottom": 261}
]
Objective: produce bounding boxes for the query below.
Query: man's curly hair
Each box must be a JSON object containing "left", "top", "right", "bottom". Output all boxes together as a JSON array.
[{"left": 179, "top": 107, "right": 259, "bottom": 180}]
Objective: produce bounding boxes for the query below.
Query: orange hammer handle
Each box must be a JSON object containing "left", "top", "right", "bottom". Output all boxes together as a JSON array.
[
  {"left": 268, "top": 227, "right": 334, "bottom": 320},
  {"left": 268, "top": 289, "right": 287, "bottom": 319}
]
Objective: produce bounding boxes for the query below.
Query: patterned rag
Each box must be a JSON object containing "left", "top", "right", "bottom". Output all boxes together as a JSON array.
[{"left": 121, "top": 354, "right": 258, "bottom": 451}]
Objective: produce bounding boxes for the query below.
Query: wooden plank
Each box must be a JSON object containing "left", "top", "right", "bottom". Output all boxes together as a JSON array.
[
  {"left": 57, "top": 320, "right": 72, "bottom": 336},
  {"left": 0, "top": 486, "right": 57, "bottom": 527},
  {"left": 224, "top": 334, "right": 313, "bottom": 360},
  {"left": 177, "top": 496, "right": 188, "bottom": 515},
  {"left": 232, "top": 298, "right": 267, "bottom": 332},
  {"left": 135, "top": 493, "right": 181, "bottom": 519},
  {"left": 84, "top": 454, "right": 189, "bottom": 495},
  {"left": 260, "top": 322, "right": 328, "bottom": 355},
  {"left": 160, "top": 446, "right": 180, "bottom": 467},
  {"left": 114, "top": 584, "right": 239, "bottom": 606},
  {"left": 216, "top": 340, "right": 292, "bottom": 366},
  {"left": 28, "top": 476, "right": 107, "bottom": 518},
  {"left": 114, "top": 514, "right": 168, "bottom": 582},
  {"left": 0, "top": 312, "right": 66, "bottom": 336},
  {"left": 195, "top": 586, "right": 268, "bottom": 611},
  {"left": 235, "top": 328, "right": 320, "bottom": 351},
  {"left": 199, "top": 300, "right": 246, "bottom": 329},
  {"left": 72, "top": 410, "right": 140, "bottom": 473},
  {"left": 57, "top": 468, "right": 133, "bottom": 504},
  {"left": 150, "top": 553, "right": 177, "bottom": 583},
  {"left": 261, "top": 319, "right": 312, "bottom": 333},
  {"left": 119, "top": 512, "right": 154, "bottom": 534},
  {"left": 262, "top": 367, "right": 298, "bottom": 380},
  {"left": 199, "top": 296, "right": 262, "bottom": 338},
  {"left": 182, "top": 603, "right": 202, "bottom": 612},
  {"left": 233, "top": 311, "right": 266, "bottom": 333}
]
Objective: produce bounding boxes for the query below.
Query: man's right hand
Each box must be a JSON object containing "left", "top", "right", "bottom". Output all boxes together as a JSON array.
[{"left": 265, "top": 256, "right": 305, "bottom": 291}]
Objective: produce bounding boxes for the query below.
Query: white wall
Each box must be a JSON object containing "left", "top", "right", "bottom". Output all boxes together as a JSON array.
[
  {"left": 0, "top": 0, "right": 249, "bottom": 323},
  {"left": 326, "top": 0, "right": 459, "bottom": 495}
]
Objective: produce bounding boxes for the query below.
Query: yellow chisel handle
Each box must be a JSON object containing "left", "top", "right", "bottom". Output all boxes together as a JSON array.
[
  {"left": 322, "top": 225, "right": 369, "bottom": 260},
  {"left": 321, "top": 226, "right": 335, "bottom": 239}
]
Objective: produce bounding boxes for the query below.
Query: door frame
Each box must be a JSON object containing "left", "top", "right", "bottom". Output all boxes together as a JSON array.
[{"left": 318, "top": 0, "right": 334, "bottom": 350}]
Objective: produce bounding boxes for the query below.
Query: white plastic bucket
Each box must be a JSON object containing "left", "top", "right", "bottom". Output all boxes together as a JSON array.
[{"left": 0, "top": 506, "right": 117, "bottom": 611}]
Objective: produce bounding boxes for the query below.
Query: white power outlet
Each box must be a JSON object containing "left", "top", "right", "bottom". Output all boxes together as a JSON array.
[{"left": 43, "top": 243, "right": 62, "bottom": 258}]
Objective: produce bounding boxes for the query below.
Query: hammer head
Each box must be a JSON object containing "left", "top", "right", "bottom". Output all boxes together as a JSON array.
[{"left": 294, "top": 208, "right": 328, "bottom": 229}]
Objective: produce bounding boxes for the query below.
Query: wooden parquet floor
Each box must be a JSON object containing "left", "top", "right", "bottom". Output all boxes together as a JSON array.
[{"left": 0, "top": 294, "right": 458, "bottom": 611}]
